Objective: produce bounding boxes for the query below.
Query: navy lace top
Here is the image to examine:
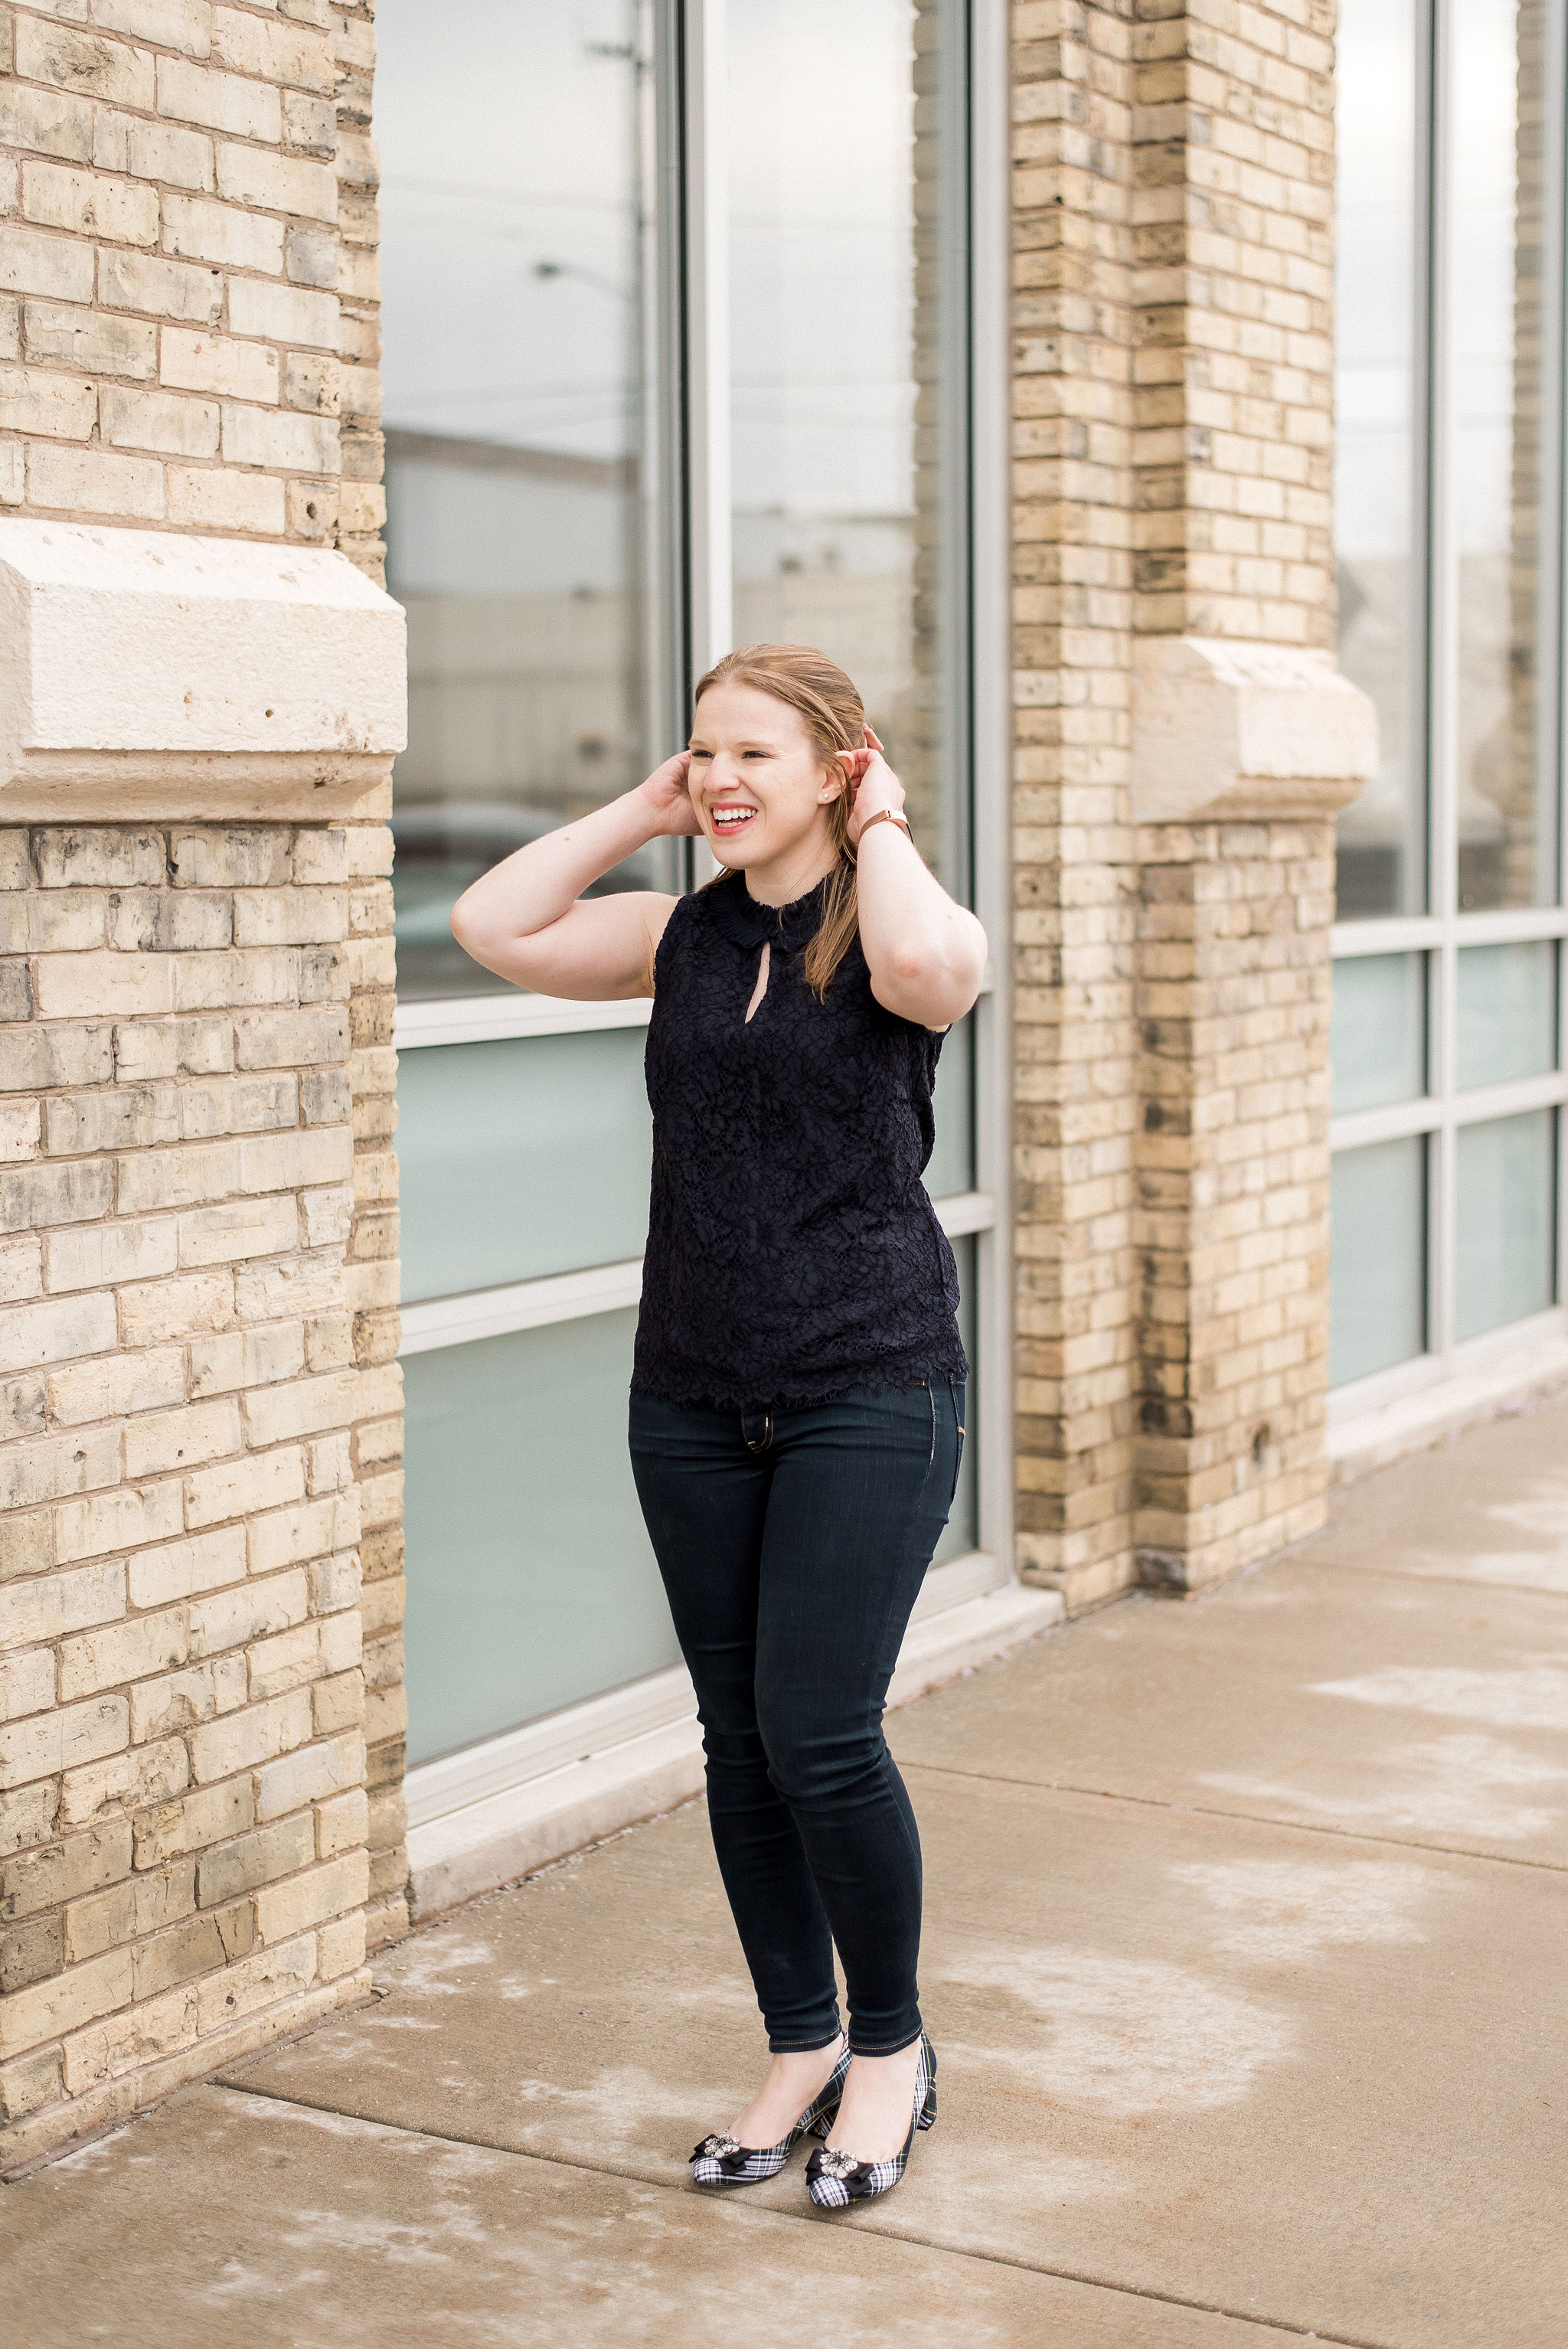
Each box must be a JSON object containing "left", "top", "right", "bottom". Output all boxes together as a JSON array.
[{"left": 632, "top": 870, "right": 968, "bottom": 1411}]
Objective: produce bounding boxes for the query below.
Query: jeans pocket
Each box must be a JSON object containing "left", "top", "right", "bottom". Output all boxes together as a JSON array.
[{"left": 946, "top": 1379, "right": 965, "bottom": 1509}]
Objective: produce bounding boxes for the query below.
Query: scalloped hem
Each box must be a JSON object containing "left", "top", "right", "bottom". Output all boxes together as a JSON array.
[{"left": 629, "top": 1359, "right": 968, "bottom": 1416}]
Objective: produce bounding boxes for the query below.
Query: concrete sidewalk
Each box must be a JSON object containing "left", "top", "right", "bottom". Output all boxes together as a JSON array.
[{"left": 5, "top": 1400, "right": 1567, "bottom": 2348}]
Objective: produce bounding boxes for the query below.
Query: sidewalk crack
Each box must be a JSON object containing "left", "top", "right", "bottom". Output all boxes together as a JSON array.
[
  {"left": 897, "top": 1761, "right": 1568, "bottom": 1871},
  {"left": 206, "top": 2082, "right": 1400, "bottom": 2349}
]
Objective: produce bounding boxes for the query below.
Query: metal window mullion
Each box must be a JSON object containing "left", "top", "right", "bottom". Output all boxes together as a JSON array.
[
  {"left": 681, "top": 0, "right": 730, "bottom": 689},
  {"left": 1426, "top": 0, "right": 1457, "bottom": 1363},
  {"left": 1409, "top": 0, "right": 1439, "bottom": 923},
  {"left": 651, "top": 0, "right": 690, "bottom": 773},
  {"left": 1449, "top": 1070, "right": 1568, "bottom": 1128},
  {"left": 1330, "top": 915, "right": 1443, "bottom": 959},
  {"left": 1328, "top": 1096, "right": 1443, "bottom": 1154},
  {"left": 1550, "top": 0, "right": 1568, "bottom": 1302}
]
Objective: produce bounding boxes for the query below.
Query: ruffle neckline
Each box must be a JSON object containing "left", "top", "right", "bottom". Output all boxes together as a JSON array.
[{"left": 703, "top": 869, "right": 830, "bottom": 956}]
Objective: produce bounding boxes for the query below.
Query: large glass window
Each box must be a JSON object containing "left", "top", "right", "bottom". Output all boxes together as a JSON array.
[
  {"left": 381, "top": 3, "right": 988, "bottom": 1769},
  {"left": 1449, "top": 0, "right": 1558, "bottom": 910},
  {"left": 1334, "top": 0, "right": 1422, "bottom": 919},
  {"left": 727, "top": 0, "right": 969, "bottom": 900},
  {"left": 1328, "top": 0, "right": 1567, "bottom": 1401},
  {"left": 378, "top": 0, "right": 673, "bottom": 1003}
]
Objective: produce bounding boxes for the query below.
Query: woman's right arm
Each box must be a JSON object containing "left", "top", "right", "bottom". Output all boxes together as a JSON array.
[{"left": 449, "top": 752, "right": 701, "bottom": 1000}]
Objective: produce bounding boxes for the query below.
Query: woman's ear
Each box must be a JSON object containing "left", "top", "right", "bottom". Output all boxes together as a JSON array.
[{"left": 817, "top": 756, "right": 848, "bottom": 806}]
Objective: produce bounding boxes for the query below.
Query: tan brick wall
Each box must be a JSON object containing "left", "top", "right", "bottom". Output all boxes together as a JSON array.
[
  {"left": 0, "top": 819, "right": 384, "bottom": 2168},
  {"left": 1134, "top": 815, "right": 1336, "bottom": 1590},
  {"left": 1011, "top": 1, "right": 1142, "bottom": 1606},
  {"left": 1131, "top": 0, "right": 1335, "bottom": 649},
  {"left": 0, "top": 0, "right": 387, "bottom": 570},
  {"left": 1011, "top": 0, "right": 1347, "bottom": 1605},
  {"left": 0, "top": 0, "right": 403, "bottom": 2174}
]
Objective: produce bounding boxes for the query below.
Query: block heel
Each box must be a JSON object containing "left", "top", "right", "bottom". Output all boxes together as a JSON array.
[{"left": 805, "top": 2032, "right": 936, "bottom": 2209}]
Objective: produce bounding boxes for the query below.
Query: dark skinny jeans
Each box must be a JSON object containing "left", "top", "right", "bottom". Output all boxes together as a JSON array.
[{"left": 629, "top": 1379, "right": 964, "bottom": 2056}]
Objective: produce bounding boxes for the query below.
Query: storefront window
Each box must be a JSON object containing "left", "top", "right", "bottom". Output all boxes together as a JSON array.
[
  {"left": 382, "top": 2, "right": 988, "bottom": 1769},
  {"left": 378, "top": 0, "right": 671, "bottom": 1002},
  {"left": 1328, "top": 0, "right": 1566, "bottom": 1399}
]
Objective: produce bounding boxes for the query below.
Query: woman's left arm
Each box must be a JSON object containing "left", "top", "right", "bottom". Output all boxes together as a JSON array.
[{"left": 848, "top": 730, "right": 988, "bottom": 1029}]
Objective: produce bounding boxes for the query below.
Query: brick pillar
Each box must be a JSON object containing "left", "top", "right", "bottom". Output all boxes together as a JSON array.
[
  {"left": 0, "top": 541, "right": 403, "bottom": 2181},
  {"left": 1009, "top": 0, "right": 1374, "bottom": 1606},
  {"left": 1122, "top": 0, "right": 1365, "bottom": 1590},
  {"left": 0, "top": 0, "right": 407, "bottom": 2171},
  {"left": 1010, "top": 0, "right": 1142, "bottom": 1610},
  {"left": 331, "top": 2, "right": 408, "bottom": 1955}
]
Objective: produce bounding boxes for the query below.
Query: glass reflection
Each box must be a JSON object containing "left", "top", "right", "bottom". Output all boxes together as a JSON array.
[
  {"left": 1450, "top": 0, "right": 1557, "bottom": 910},
  {"left": 377, "top": 0, "right": 672, "bottom": 999},
  {"left": 1334, "top": 0, "right": 1422, "bottom": 918},
  {"left": 728, "top": 0, "right": 969, "bottom": 899}
]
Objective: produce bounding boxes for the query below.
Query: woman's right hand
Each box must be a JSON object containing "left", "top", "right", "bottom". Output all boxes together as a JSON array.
[{"left": 635, "top": 750, "right": 704, "bottom": 838}]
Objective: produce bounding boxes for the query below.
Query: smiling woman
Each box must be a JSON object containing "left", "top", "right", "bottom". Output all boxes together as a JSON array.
[
  {"left": 452, "top": 635, "right": 985, "bottom": 2200},
  {"left": 449, "top": 642, "right": 986, "bottom": 1028}
]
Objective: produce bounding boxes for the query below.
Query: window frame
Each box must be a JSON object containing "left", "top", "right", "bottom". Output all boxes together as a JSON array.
[{"left": 1328, "top": 0, "right": 1568, "bottom": 1419}]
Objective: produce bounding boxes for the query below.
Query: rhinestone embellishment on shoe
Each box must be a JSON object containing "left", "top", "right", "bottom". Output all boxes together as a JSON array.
[
  {"left": 814, "top": 2145, "right": 861, "bottom": 2180},
  {"left": 697, "top": 2133, "right": 742, "bottom": 2160}
]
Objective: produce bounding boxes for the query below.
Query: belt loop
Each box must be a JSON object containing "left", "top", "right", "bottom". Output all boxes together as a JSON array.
[{"left": 927, "top": 1380, "right": 935, "bottom": 1462}]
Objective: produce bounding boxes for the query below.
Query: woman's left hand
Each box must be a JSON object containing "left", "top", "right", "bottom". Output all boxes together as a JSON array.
[{"left": 842, "top": 725, "right": 906, "bottom": 847}]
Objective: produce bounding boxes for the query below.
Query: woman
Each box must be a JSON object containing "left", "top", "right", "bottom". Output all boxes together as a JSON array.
[{"left": 451, "top": 644, "right": 987, "bottom": 2207}]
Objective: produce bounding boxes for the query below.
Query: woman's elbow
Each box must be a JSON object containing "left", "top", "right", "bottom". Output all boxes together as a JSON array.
[
  {"left": 449, "top": 890, "right": 490, "bottom": 956},
  {"left": 896, "top": 928, "right": 985, "bottom": 1008},
  {"left": 449, "top": 894, "right": 508, "bottom": 975}
]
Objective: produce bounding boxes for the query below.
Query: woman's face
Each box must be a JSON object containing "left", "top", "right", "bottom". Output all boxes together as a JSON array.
[{"left": 688, "top": 681, "right": 844, "bottom": 869}]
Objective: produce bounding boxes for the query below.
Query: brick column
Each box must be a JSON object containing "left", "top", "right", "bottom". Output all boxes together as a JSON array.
[
  {"left": 0, "top": 537, "right": 403, "bottom": 2178},
  {"left": 1125, "top": 0, "right": 1356, "bottom": 1589},
  {"left": 330, "top": 3, "right": 408, "bottom": 1955},
  {"left": 1009, "top": 0, "right": 1374, "bottom": 1606},
  {"left": 0, "top": 0, "right": 406, "bottom": 2175},
  {"left": 1010, "top": 1, "right": 1142, "bottom": 1610}
]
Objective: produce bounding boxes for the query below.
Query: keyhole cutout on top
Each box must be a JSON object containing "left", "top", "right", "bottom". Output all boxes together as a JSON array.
[{"left": 743, "top": 940, "right": 771, "bottom": 1025}]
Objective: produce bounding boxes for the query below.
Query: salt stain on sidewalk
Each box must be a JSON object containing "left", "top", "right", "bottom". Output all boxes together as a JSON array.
[{"left": 5, "top": 1400, "right": 1567, "bottom": 2348}]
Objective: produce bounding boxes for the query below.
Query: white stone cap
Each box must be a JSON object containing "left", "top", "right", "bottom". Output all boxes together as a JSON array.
[
  {"left": 1132, "top": 635, "right": 1377, "bottom": 825},
  {"left": 0, "top": 518, "right": 406, "bottom": 815}
]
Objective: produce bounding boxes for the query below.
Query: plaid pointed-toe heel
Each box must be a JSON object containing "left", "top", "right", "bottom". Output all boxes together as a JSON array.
[
  {"left": 690, "top": 2036, "right": 851, "bottom": 2189},
  {"left": 805, "top": 2031, "right": 936, "bottom": 2210}
]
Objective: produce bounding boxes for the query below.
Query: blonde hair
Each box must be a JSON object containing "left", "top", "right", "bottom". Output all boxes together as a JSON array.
[{"left": 692, "top": 642, "right": 864, "bottom": 1000}]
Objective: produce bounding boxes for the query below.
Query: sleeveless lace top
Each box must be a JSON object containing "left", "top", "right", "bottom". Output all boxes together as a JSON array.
[{"left": 632, "top": 871, "right": 968, "bottom": 1411}]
